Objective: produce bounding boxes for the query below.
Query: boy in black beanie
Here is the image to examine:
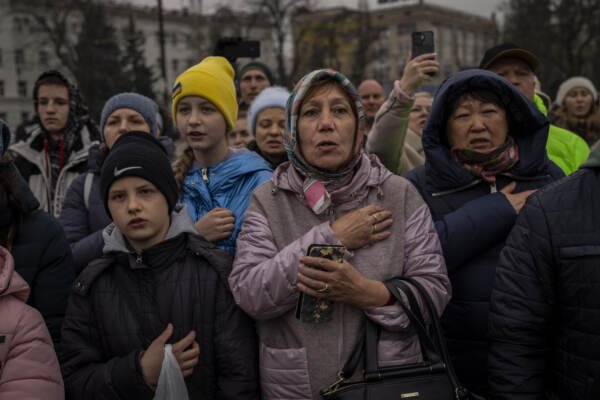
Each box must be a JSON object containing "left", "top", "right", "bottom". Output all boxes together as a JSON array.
[{"left": 60, "top": 131, "right": 259, "bottom": 399}]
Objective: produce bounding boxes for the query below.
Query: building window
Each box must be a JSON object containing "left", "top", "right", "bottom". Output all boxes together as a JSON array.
[
  {"left": 172, "top": 59, "right": 179, "bottom": 74},
  {"left": 0, "top": 49, "right": 3, "bottom": 67},
  {"left": 21, "top": 112, "right": 29, "bottom": 122},
  {"left": 0, "top": 113, "right": 7, "bottom": 122},
  {"left": 373, "top": 65, "right": 388, "bottom": 84},
  {"left": 466, "top": 31, "right": 475, "bottom": 66},
  {"left": 15, "top": 49, "right": 25, "bottom": 67},
  {"left": 18, "top": 81, "right": 27, "bottom": 98},
  {"left": 171, "top": 32, "right": 178, "bottom": 46},
  {"left": 456, "top": 30, "right": 464, "bottom": 67},
  {"left": 397, "top": 23, "right": 415, "bottom": 36},
  {"left": 398, "top": 39, "right": 410, "bottom": 58},
  {"left": 375, "top": 27, "right": 390, "bottom": 40},
  {"left": 0, "top": 81, "right": 4, "bottom": 97},
  {"left": 39, "top": 50, "right": 48, "bottom": 67},
  {"left": 13, "top": 17, "right": 23, "bottom": 33}
]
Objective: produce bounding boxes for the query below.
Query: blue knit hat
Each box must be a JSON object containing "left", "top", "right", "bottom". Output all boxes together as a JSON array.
[
  {"left": 246, "top": 86, "right": 290, "bottom": 136},
  {"left": 99, "top": 93, "right": 159, "bottom": 139},
  {"left": 0, "top": 120, "right": 10, "bottom": 158}
]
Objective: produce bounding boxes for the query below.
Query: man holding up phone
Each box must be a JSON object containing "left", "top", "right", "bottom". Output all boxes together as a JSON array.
[
  {"left": 479, "top": 43, "right": 589, "bottom": 175},
  {"left": 366, "top": 31, "right": 438, "bottom": 176}
]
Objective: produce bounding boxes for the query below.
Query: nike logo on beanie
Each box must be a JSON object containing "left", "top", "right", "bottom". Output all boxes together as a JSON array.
[{"left": 114, "top": 166, "right": 142, "bottom": 177}]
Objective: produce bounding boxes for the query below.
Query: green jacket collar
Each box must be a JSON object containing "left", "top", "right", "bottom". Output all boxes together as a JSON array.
[{"left": 534, "top": 94, "right": 548, "bottom": 116}]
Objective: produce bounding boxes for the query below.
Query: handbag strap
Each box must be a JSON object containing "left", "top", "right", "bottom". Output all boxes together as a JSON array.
[
  {"left": 389, "top": 279, "right": 439, "bottom": 359},
  {"left": 338, "top": 324, "right": 366, "bottom": 380},
  {"left": 399, "top": 277, "right": 470, "bottom": 399},
  {"left": 337, "top": 277, "right": 441, "bottom": 379},
  {"left": 361, "top": 278, "right": 441, "bottom": 374}
]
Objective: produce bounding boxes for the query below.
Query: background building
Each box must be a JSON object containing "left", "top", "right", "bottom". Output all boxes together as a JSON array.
[
  {"left": 294, "top": 1, "right": 498, "bottom": 92},
  {"left": 0, "top": 0, "right": 274, "bottom": 133}
]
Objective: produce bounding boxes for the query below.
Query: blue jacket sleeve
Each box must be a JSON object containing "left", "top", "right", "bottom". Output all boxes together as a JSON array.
[
  {"left": 434, "top": 193, "right": 517, "bottom": 271},
  {"left": 488, "top": 194, "right": 554, "bottom": 399}
]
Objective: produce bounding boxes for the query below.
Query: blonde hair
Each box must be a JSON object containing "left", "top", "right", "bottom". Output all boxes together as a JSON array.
[{"left": 173, "top": 146, "right": 195, "bottom": 190}]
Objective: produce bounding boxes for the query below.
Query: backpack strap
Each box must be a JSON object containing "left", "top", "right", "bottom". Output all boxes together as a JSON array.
[{"left": 83, "top": 172, "right": 94, "bottom": 210}]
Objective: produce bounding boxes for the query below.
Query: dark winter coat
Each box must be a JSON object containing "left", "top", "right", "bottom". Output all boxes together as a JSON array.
[
  {"left": 0, "top": 161, "right": 75, "bottom": 346},
  {"left": 406, "top": 70, "right": 564, "bottom": 396},
  {"left": 488, "top": 145, "right": 600, "bottom": 400},
  {"left": 59, "top": 138, "right": 175, "bottom": 273},
  {"left": 59, "top": 204, "right": 259, "bottom": 400}
]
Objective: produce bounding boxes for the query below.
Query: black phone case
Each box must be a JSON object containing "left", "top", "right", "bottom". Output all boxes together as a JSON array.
[
  {"left": 411, "top": 31, "right": 434, "bottom": 57},
  {"left": 295, "top": 244, "right": 345, "bottom": 323}
]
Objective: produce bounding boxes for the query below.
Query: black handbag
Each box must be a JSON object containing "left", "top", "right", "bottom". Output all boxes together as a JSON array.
[{"left": 320, "top": 276, "right": 470, "bottom": 400}]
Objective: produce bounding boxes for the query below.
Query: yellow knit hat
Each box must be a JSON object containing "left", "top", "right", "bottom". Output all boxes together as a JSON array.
[{"left": 171, "top": 56, "right": 238, "bottom": 130}]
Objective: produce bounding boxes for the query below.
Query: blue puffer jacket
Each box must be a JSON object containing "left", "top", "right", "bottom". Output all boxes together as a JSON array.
[
  {"left": 406, "top": 70, "right": 564, "bottom": 396},
  {"left": 180, "top": 151, "right": 272, "bottom": 254}
]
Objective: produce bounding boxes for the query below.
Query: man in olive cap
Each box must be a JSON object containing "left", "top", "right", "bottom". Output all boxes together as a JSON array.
[{"left": 479, "top": 43, "right": 589, "bottom": 175}]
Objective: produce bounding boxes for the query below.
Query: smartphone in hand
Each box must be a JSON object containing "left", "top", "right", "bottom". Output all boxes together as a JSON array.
[
  {"left": 295, "top": 244, "right": 345, "bottom": 323},
  {"left": 411, "top": 31, "right": 435, "bottom": 57}
]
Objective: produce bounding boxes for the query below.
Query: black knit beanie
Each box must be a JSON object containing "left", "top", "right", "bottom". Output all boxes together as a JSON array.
[{"left": 100, "top": 131, "right": 178, "bottom": 217}]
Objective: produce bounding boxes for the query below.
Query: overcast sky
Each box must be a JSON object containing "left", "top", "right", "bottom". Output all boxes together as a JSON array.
[{"left": 128, "top": 0, "right": 504, "bottom": 19}]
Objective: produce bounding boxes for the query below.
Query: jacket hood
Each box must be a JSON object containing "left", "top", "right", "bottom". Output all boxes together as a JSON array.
[
  {"left": 0, "top": 161, "right": 40, "bottom": 213},
  {"left": 102, "top": 203, "right": 197, "bottom": 254},
  {"left": 422, "top": 69, "right": 552, "bottom": 191},
  {"left": 0, "top": 246, "right": 29, "bottom": 302},
  {"left": 272, "top": 152, "right": 392, "bottom": 198}
]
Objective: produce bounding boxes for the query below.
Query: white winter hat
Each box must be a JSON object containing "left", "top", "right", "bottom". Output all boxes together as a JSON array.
[
  {"left": 247, "top": 86, "right": 290, "bottom": 136},
  {"left": 556, "top": 76, "right": 598, "bottom": 106}
]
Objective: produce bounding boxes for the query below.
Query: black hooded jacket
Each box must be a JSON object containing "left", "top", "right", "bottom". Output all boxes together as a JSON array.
[
  {"left": 59, "top": 205, "right": 259, "bottom": 400},
  {"left": 406, "top": 69, "right": 564, "bottom": 395},
  {"left": 0, "top": 160, "right": 75, "bottom": 345}
]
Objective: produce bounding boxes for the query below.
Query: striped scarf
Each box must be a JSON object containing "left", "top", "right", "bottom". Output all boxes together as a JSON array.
[{"left": 451, "top": 136, "right": 519, "bottom": 183}]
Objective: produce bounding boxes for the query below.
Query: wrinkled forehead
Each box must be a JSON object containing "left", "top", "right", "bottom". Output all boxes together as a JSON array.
[
  {"left": 302, "top": 82, "right": 353, "bottom": 108},
  {"left": 487, "top": 57, "right": 533, "bottom": 74}
]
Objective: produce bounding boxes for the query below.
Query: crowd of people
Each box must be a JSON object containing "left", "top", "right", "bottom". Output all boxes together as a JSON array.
[{"left": 0, "top": 40, "right": 599, "bottom": 400}]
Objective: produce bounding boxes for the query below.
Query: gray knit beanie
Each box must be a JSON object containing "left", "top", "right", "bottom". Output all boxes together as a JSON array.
[
  {"left": 555, "top": 76, "right": 598, "bottom": 106},
  {"left": 247, "top": 86, "right": 290, "bottom": 136},
  {"left": 100, "top": 93, "right": 159, "bottom": 139}
]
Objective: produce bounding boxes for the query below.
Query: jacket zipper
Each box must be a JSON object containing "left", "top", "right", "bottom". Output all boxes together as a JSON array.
[{"left": 201, "top": 168, "right": 210, "bottom": 185}]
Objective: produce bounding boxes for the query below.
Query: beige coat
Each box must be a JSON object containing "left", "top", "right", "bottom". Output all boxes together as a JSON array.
[{"left": 366, "top": 88, "right": 425, "bottom": 176}]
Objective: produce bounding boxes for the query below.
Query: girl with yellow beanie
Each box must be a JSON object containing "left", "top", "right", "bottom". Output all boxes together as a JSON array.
[{"left": 172, "top": 57, "right": 273, "bottom": 254}]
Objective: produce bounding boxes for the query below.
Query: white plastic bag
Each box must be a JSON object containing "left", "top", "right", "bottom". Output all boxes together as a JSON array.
[{"left": 153, "top": 344, "right": 190, "bottom": 400}]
